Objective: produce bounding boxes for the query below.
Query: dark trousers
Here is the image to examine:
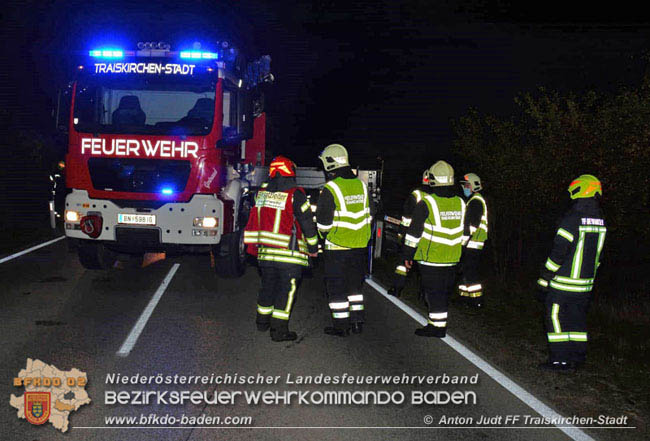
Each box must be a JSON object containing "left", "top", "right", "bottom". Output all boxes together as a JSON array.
[
  {"left": 419, "top": 264, "right": 457, "bottom": 335},
  {"left": 257, "top": 261, "right": 303, "bottom": 330},
  {"left": 324, "top": 248, "right": 367, "bottom": 329},
  {"left": 544, "top": 291, "right": 590, "bottom": 363},
  {"left": 458, "top": 249, "right": 483, "bottom": 305}
]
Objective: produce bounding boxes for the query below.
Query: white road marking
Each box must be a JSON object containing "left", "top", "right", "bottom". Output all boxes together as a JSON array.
[
  {"left": 117, "top": 263, "right": 180, "bottom": 357},
  {"left": 0, "top": 236, "right": 65, "bottom": 264},
  {"left": 365, "top": 277, "right": 596, "bottom": 441}
]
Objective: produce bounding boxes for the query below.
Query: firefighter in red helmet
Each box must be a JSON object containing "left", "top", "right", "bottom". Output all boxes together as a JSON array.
[{"left": 244, "top": 156, "right": 319, "bottom": 342}]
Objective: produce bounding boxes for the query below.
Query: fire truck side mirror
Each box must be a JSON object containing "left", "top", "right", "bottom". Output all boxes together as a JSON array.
[{"left": 54, "top": 86, "right": 71, "bottom": 134}]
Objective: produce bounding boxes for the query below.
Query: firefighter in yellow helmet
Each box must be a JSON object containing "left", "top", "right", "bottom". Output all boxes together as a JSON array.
[
  {"left": 316, "top": 144, "right": 373, "bottom": 336},
  {"left": 536, "top": 175, "right": 606, "bottom": 371},
  {"left": 458, "top": 173, "right": 488, "bottom": 308},
  {"left": 401, "top": 161, "right": 468, "bottom": 337}
]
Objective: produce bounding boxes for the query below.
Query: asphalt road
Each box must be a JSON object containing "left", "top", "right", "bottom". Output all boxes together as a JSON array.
[{"left": 1, "top": 239, "right": 582, "bottom": 441}]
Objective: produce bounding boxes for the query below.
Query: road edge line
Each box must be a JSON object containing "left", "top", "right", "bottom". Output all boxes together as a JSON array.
[
  {"left": 365, "top": 276, "right": 596, "bottom": 441},
  {"left": 116, "top": 263, "right": 180, "bottom": 357},
  {"left": 0, "top": 236, "right": 66, "bottom": 264}
]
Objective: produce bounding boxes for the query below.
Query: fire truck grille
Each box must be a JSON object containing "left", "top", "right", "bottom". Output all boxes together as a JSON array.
[{"left": 88, "top": 158, "right": 191, "bottom": 193}]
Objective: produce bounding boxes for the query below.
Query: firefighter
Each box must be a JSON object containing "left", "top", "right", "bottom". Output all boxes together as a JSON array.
[
  {"left": 316, "top": 144, "right": 372, "bottom": 337},
  {"left": 388, "top": 169, "right": 431, "bottom": 297},
  {"left": 457, "top": 173, "right": 488, "bottom": 308},
  {"left": 536, "top": 175, "right": 606, "bottom": 371},
  {"left": 401, "top": 160, "right": 467, "bottom": 338},
  {"left": 243, "top": 156, "right": 319, "bottom": 342}
]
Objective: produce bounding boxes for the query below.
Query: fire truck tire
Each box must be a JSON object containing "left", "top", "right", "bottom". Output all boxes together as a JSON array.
[
  {"left": 213, "top": 230, "right": 246, "bottom": 278},
  {"left": 77, "top": 241, "right": 118, "bottom": 270}
]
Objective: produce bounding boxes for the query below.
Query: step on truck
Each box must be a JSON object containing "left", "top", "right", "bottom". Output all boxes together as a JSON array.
[{"left": 55, "top": 41, "right": 273, "bottom": 276}]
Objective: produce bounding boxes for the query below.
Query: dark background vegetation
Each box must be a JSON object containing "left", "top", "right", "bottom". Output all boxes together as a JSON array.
[
  {"left": 1, "top": 0, "right": 649, "bottom": 364},
  {"left": 0, "top": 0, "right": 649, "bottom": 431}
]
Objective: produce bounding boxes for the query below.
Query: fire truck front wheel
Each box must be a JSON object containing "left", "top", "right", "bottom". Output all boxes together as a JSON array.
[
  {"left": 77, "top": 241, "right": 118, "bottom": 270},
  {"left": 213, "top": 229, "right": 245, "bottom": 278}
]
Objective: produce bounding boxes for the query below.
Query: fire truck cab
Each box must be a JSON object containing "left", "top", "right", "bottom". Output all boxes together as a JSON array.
[{"left": 60, "top": 41, "right": 272, "bottom": 276}]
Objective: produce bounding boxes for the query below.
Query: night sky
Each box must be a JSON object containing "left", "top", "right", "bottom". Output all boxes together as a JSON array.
[{"left": 2, "top": 0, "right": 650, "bottom": 196}]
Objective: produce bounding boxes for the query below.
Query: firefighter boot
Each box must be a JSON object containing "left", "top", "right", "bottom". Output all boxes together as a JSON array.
[
  {"left": 256, "top": 313, "right": 270, "bottom": 332},
  {"left": 537, "top": 361, "right": 576, "bottom": 373},
  {"left": 270, "top": 321, "right": 297, "bottom": 342},
  {"left": 415, "top": 324, "right": 446, "bottom": 338}
]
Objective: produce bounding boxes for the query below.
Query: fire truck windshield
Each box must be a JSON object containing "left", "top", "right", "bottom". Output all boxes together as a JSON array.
[{"left": 73, "top": 76, "right": 216, "bottom": 136}]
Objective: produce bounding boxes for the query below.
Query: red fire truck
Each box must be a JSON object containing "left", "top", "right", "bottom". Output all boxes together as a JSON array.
[{"left": 58, "top": 41, "right": 272, "bottom": 276}]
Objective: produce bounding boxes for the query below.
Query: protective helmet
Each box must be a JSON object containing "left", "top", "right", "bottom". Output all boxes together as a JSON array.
[
  {"left": 318, "top": 144, "right": 349, "bottom": 171},
  {"left": 268, "top": 155, "right": 296, "bottom": 177},
  {"left": 461, "top": 173, "right": 482, "bottom": 192},
  {"left": 568, "top": 174, "right": 602, "bottom": 199},
  {"left": 424, "top": 160, "right": 454, "bottom": 187}
]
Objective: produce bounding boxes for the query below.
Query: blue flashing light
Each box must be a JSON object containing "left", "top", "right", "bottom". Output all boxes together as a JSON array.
[
  {"left": 180, "top": 51, "right": 218, "bottom": 60},
  {"left": 90, "top": 49, "right": 124, "bottom": 58},
  {"left": 161, "top": 188, "right": 174, "bottom": 195}
]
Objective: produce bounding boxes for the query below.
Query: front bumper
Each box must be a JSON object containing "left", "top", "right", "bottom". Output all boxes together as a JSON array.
[{"left": 64, "top": 189, "right": 224, "bottom": 247}]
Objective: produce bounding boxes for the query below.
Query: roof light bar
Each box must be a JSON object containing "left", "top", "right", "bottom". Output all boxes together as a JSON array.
[
  {"left": 89, "top": 49, "right": 124, "bottom": 58},
  {"left": 179, "top": 51, "right": 218, "bottom": 60}
]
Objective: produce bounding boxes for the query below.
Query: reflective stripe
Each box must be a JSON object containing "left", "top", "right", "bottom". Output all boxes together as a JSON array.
[
  {"left": 317, "top": 222, "right": 333, "bottom": 231},
  {"left": 325, "top": 181, "right": 349, "bottom": 211},
  {"left": 557, "top": 228, "right": 574, "bottom": 242},
  {"left": 333, "top": 311, "right": 350, "bottom": 318},
  {"left": 461, "top": 235, "right": 469, "bottom": 246},
  {"left": 404, "top": 234, "right": 420, "bottom": 247},
  {"left": 348, "top": 294, "right": 364, "bottom": 302},
  {"left": 350, "top": 305, "right": 364, "bottom": 311},
  {"left": 300, "top": 200, "right": 310, "bottom": 212},
  {"left": 305, "top": 235, "right": 318, "bottom": 246},
  {"left": 571, "top": 230, "right": 585, "bottom": 278},
  {"left": 330, "top": 217, "right": 372, "bottom": 230},
  {"left": 395, "top": 265, "right": 407, "bottom": 276},
  {"left": 412, "top": 189, "right": 423, "bottom": 203},
  {"left": 329, "top": 301, "right": 350, "bottom": 310},
  {"left": 569, "top": 332, "right": 587, "bottom": 341},
  {"left": 545, "top": 258, "right": 561, "bottom": 272},
  {"left": 467, "top": 241, "right": 484, "bottom": 249},
  {"left": 460, "top": 291, "right": 482, "bottom": 298},
  {"left": 401, "top": 216, "right": 412, "bottom": 227},
  {"left": 272, "top": 310, "right": 290, "bottom": 320},
  {"left": 551, "top": 303, "right": 561, "bottom": 333},
  {"left": 549, "top": 280, "right": 592, "bottom": 292},
  {"left": 333, "top": 208, "right": 371, "bottom": 219},
  {"left": 430, "top": 321, "right": 447, "bottom": 327},
  {"left": 429, "top": 312, "right": 448, "bottom": 320},
  {"left": 466, "top": 284, "right": 482, "bottom": 292},
  {"left": 537, "top": 278, "right": 549, "bottom": 288},
  {"left": 257, "top": 254, "right": 308, "bottom": 266},
  {"left": 324, "top": 239, "right": 351, "bottom": 250},
  {"left": 257, "top": 304, "right": 273, "bottom": 315},
  {"left": 418, "top": 261, "right": 454, "bottom": 267},
  {"left": 553, "top": 275, "right": 594, "bottom": 285},
  {"left": 547, "top": 332, "right": 570, "bottom": 342},
  {"left": 423, "top": 221, "right": 464, "bottom": 235},
  {"left": 421, "top": 232, "right": 463, "bottom": 246}
]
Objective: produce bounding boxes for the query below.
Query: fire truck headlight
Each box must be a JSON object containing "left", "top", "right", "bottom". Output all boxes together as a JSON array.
[
  {"left": 65, "top": 210, "right": 81, "bottom": 222},
  {"left": 193, "top": 217, "right": 218, "bottom": 228}
]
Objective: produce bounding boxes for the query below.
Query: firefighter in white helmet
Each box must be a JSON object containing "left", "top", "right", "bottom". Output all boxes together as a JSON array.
[
  {"left": 458, "top": 173, "right": 488, "bottom": 308},
  {"left": 401, "top": 160, "right": 468, "bottom": 337},
  {"left": 388, "top": 169, "right": 431, "bottom": 297},
  {"left": 316, "top": 144, "right": 373, "bottom": 337}
]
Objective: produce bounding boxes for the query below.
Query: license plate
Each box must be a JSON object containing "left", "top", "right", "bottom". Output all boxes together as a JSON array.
[{"left": 118, "top": 213, "right": 156, "bottom": 225}]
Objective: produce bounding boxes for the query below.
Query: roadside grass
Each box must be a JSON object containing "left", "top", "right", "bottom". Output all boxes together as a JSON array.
[{"left": 372, "top": 252, "right": 649, "bottom": 439}]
